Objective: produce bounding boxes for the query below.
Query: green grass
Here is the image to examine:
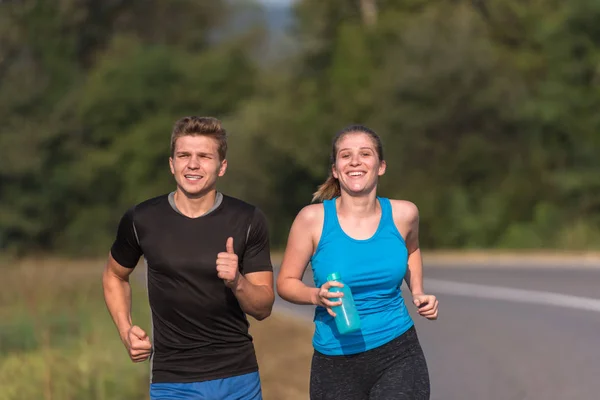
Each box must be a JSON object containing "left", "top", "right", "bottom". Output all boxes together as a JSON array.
[
  {"left": 0, "top": 257, "right": 321, "bottom": 400},
  {"left": 0, "top": 258, "right": 152, "bottom": 400}
]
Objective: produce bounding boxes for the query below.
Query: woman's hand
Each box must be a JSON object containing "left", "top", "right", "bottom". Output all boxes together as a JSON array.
[
  {"left": 312, "top": 281, "right": 344, "bottom": 317},
  {"left": 413, "top": 293, "right": 439, "bottom": 320}
]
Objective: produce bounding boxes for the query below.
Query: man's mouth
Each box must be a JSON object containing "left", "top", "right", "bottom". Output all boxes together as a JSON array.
[{"left": 185, "top": 174, "right": 203, "bottom": 181}]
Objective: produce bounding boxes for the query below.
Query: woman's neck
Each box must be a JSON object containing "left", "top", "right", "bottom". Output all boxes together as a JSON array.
[{"left": 336, "top": 190, "right": 379, "bottom": 218}]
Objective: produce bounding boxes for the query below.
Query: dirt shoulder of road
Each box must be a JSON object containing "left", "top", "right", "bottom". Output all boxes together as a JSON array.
[
  {"left": 4, "top": 249, "right": 599, "bottom": 272},
  {"left": 249, "top": 313, "right": 314, "bottom": 400},
  {"left": 421, "top": 250, "right": 600, "bottom": 267},
  {"left": 270, "top": 250, "right": 600, "bottom": 268}
]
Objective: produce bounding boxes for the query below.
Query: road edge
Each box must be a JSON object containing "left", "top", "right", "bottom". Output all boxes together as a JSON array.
[{"left": 271, "top": 250, "right": 600, "bottom": 269}]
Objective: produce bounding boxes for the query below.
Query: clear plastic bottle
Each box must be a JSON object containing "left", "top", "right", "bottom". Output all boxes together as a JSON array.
[{"left": 327, "top": 272, "right": 361, "bottom": 334}]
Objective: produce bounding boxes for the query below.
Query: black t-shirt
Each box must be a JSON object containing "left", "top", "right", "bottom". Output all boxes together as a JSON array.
[{"left": 110, "top": 192, "right": 273, "bottom": 383}]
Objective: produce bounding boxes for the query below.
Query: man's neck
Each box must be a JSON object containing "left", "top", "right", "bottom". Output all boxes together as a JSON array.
[{"left": 173, "top": 189, "right": 218, "bottom": 218}]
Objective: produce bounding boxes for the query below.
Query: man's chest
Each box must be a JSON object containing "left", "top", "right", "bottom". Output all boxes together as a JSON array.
[{"left": 137, "top": 217, "right": 250, "bottom": 276}]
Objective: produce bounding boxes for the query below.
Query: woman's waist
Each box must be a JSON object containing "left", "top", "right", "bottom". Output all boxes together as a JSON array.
[
  {"left": 352, "top": 293, "right": 406, "bottom": 315},
  {"left": 312, "top": 308, "right": 414, "bottom": 355},
  {"left": 314, "top": 299, "right": 410, "bottom": 328}
]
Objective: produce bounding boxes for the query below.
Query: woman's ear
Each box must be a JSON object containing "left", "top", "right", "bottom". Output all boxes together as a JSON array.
[
  {"left": 378, "top": 160, "right": 387, "bottom": 176},
  {"left": 332, "top": 164, "right": 339, "bottom": 179}
]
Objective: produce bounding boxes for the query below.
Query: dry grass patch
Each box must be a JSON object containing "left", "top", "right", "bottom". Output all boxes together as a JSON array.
[{"left": 250, "top": 313, "right": 314, "bottom": 400}]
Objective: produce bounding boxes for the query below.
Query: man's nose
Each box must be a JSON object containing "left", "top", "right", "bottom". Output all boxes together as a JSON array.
[{"left": 187, "top": 157, "right": 200, "bottom": 169}]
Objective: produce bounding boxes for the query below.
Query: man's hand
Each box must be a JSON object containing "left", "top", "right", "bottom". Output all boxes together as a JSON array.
[
  {"left": 123, "top": 325, "right": 152, "bottom": 363},
  {"left": 413, "top": 293, "right": 439, "bottom": 320},
  {"left": 216, "top": 237, "right": 240, "bottom": 289}
]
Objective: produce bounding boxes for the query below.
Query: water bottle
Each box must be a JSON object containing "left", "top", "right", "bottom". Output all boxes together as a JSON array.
[{"left": 327, "top": 272, "right": 361, "bottom": 334}]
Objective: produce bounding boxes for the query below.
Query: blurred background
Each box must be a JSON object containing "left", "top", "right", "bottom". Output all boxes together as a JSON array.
[{"left": 1, "top": 0, "right": 600, "bottom": 399}]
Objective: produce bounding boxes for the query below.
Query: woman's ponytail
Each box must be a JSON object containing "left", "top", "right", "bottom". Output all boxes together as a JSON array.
[{"left": 312, "top": 175, "right": 341, "bottom": 203}]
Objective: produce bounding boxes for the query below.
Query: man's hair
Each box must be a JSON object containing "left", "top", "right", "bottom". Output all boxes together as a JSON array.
[{"left": 170, "top": 116, "right": 228, "bottom": 160}]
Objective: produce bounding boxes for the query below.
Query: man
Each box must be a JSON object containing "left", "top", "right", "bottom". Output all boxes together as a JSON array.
[{"left": 102, "top": 116, "right": 274, "bottom": 399}]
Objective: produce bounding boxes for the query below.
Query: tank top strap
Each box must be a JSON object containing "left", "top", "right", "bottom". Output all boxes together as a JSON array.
[
  {"left": 378, "top": 197, "right": 406, "bottom": 242},
  {"left": 321, "top": 198, "right": 339, "bottom": 237},
  {"left": 378, "top": 197, "right": 395, "bottom": 229}
]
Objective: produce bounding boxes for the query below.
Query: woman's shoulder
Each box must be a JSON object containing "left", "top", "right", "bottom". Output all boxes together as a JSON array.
[
  {"left": 387, "top": 199, "right": 419, "bottom": 222},
  {"left": 290, "top": 203, "right": 326, "bottom": 243},
  {"left": 295, "top": 202, "right": 325, "bottom": 224}
]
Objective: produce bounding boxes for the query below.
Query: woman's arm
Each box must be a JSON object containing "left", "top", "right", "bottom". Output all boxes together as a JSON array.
[
  {"left": 276, "top": 205, "right": 343, "bottom": 314},
  {"left": 276, "top": 205, "right": 321, "bottom": 305},
  {"left": 392, "top": 200, "right": 439, "bottom": 320},
  {"left": 403, "top": 202, "right": 425, "bottom": 296}
]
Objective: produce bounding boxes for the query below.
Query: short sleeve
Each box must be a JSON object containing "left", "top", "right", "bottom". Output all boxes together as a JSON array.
[
  {"left": 241, "top": 207, "right": 273, "bottom": 274},
  {"left": 110, "top": 207, "right": 143, "bottom": 268}
]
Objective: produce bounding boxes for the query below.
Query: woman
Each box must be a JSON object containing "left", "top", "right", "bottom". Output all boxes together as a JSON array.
[{"left": 276, "top": 125, "right": 438, "bottom": 400}]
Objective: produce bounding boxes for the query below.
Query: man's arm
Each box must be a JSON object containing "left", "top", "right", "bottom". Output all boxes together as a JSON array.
[
  {"left": 217, "top": 237, "right": 274, "bottom": 321},
  {"left": 102, "top": 253, "right": 135, "bottom": 344},
  {"left": 103, "top": 207, "right": 152, "bottom": 361},
  {"left": 216, "top": 208, "right": 275, "bottom": 321},
  {"left": 103, "top": 254, "right": 153, "bottom": 361},
  {"left": 233, "top": 271, "right": 274, "bottom": 321}
]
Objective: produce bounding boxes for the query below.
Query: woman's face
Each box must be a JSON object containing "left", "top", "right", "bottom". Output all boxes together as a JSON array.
[{"left": 332, "top": 132, "right": 386, "bottom": 196}]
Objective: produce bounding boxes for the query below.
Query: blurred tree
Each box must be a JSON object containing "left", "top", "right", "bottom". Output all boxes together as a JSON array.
[
  {"left": 0, "top": 0, "right": 263, "bottom": 255},
  {"left": 2, "top": 0, "right": 600, "bottom": 255},
  {"left": 224, "top": 0, "right": 600, "bottom": 250}
]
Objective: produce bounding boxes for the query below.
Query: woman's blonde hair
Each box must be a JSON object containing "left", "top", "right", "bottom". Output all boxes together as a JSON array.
[{"left": 312, "top": 125, "right": 384, "bottom": 203}]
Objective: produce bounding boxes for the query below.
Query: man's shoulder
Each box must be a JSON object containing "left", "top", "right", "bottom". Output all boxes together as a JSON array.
[
  {"left": 126, "top": 193, "right": 171, "bottom": 218},
  {"left": 221, "top": 194, "right": 260, "bottom": 215}
]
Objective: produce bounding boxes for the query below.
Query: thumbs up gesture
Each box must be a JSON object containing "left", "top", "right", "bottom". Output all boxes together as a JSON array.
[{"left": 216, "top": 237, "right": 240, "bottom": 289}]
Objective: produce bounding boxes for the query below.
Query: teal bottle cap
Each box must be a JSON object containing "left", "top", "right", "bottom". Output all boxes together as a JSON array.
[{"left": 326, "top": 272, "right": 341, "bottom": 281}]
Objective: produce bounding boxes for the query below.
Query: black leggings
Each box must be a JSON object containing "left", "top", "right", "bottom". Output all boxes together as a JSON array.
[{"left": 310, "top": 326, "right": 430, "bottom": 400}]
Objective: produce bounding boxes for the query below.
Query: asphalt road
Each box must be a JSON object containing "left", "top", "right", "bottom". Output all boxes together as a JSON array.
[{"left": 273, "top": 263, "right": 600, "bottom": 400}]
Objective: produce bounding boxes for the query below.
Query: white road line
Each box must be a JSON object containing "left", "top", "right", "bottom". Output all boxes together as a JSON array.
[{"left": 426, "top": 279, "right": 600, "bottom": 313}]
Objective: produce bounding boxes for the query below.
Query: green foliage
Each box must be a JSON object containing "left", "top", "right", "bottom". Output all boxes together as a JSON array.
[
  {"left": 1, "top": 0, "right": 599, "bottom": 254},
  {"left": 0, "top": 0, "right": 259, "bottom": 255},
  {"left": 0, "top": 260, "right": 152, "bottom": 400}
]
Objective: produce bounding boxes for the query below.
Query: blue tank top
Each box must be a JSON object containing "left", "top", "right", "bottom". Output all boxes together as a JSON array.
[{"left": 310, "top": 197, "right": 414, "bottom": 355}]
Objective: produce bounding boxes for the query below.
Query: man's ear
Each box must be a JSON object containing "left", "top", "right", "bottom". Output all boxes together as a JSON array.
[{"left": 218, "top": 159, "right": 228, "bottom": 177}]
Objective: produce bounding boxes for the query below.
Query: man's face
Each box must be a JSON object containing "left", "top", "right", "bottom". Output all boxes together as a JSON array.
[{"left": 169, "top": 135, "right": 227, "bottom": 198}]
